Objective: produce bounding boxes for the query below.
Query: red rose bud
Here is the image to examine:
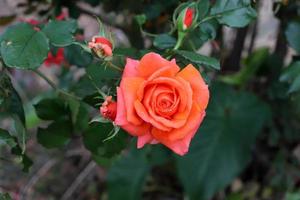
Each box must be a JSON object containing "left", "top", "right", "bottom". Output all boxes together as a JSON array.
[
  {"left": 184, "top": 8, "right": 194, "bottom": 29},
  {"left": 100, "top": 96, "right": 117, "bottom": 121},
  {"left": 177, "top": 5, "right": 197, "bottom": 32},
  {"left": 88, "top": 36, "right": 113, "bottom": 58}
]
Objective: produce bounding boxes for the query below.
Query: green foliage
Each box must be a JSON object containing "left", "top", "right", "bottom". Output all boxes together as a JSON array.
[
  {"left": 0, "top": 128, "right": 17, "bottom": 148},
  {"left": 153, "top": 34, "right": 176, "bottom": 50},
  {"left": 83, "top": 122, "right": 127, "bottom": 159},
  {"left": 285, "top": 21, "right": 300, "bottom": 53},
  {"left": 37, "top": 119, "right": 72, "bottom": 148},
  {"left": 107, "top": 148, "right": 150, "bottom": 200},
  {"left": 0, "top": 23, "right": 49, "bottom": 69},
  {"left": 220, "top": 48, "right": 269, "bottom": 86},
  {"left": 176, "top": 83, "right": 271, "bottom": 200},
  {"left": 210, "top": 0, "right": 257, "bottom": 27},
  {"left": 176, "top": 50, "right": 220, "bottom": 70},
  {"left": 0, "top": 73, "right": 25, "bottom": 125},
  {"left": 34, "top": 98, "right": 68, "bottom": 120},
  {"left": 64, "top": 44, "right": 93, "bottom": 67},
  {"left": 42, "top": 20, "right": 77, "bottom": 47},
  {"left": 0, "top": 193, "right": 12, "bottom": 200},
  {"left": 285, "top": 192, "right": 300, "bottom": 200},
  {"left": 280, "top": 61, "right": 300, "bottom": 93},
  {"left": 86, "top": 62, "right": 120, "bottom": 90}
]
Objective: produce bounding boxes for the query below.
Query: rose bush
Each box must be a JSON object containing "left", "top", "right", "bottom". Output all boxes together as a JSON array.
[{"left": 115, "top": 53, "right": 209, "bottom": 155}]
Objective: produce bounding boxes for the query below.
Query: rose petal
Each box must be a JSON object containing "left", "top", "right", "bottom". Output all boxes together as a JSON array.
[
  {"left": 115, "top": 87, "right": 150, "bottom": 136},
  {"left": 137, "top": 133, "right": 154, "bottom": 148},
  {"left": 134, "top": 100, "right": 171, "bottom": 131},
  {"left": 121, "top": 77, "right": 145, "bottom": 125},
  {"left": 152, "top": 103, "right": 206, "bottom": 155},
  {"left": 138, "top": 53, "right": 180, "bottom": 78},
  {"left": 122, "top": 58, "right": 140, "bottom": 79},
  {"left": 177, "top": 64, "right": 209, "bottom": 110}
]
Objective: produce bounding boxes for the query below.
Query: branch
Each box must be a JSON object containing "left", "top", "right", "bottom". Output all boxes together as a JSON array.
[
  {"left": 61, "top": 161, "right": 97, "bottom": 200},
  {"left": 20, "top": 159, "right": 57, "bottom": 200}
]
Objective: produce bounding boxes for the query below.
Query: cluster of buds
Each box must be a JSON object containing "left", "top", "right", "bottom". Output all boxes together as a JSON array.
[{"left": 88, "top": 19, "right": 114, "bottom": 59}]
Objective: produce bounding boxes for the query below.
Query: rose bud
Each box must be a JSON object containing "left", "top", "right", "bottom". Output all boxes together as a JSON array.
[
  {"left": 177, "top": 5, "right": 197, "bottom": 32},
  {"left": 88, "top": 36, "right": 113, "bottom": 59},
  {"left": 100, "top": 96, "right": 117, "bottom": 121}
]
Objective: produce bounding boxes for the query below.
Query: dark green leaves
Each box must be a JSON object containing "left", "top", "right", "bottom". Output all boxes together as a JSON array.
[
  {"left": 0, "top": 23, "right": 49, "bottom": 69},
  {"left": 153, "top": 34, "right": 176, "bottom": 50},
  {"left": 83, "top": 122, "right": 127, "bottom": 158},
  {"left": 37, "top": 120, "right": 72, "bottom": 148},
  {"left": 0, "top": 20, "right": 77, "bottom": 69},
  {"left": 0, "top": 193, "right": 12, "bottom": 200},
  {"left": 34, "top": 97, "right": 89, "bottom": 149},
  {"left": 107, "top": 149, "right": 149, "bottom": 200},
  {"left": 34, "top": 98, "right": 68, "bottom": 120},
  {"left": 280, "top": 61, "right": 300, "bottom": 94},
  {"left": 86, "top": 62, "right": 120, "bottom": 89},
  {"left": 64, "top": 44, "right": 93, "bottom": 67},
  {"left": 176, "top": 50, "right": 220, "bottom": 70},
  {"left": 42, "top": 20, "right": 77, "bottom": 47},
  {"left": 0, "top": 128, "right": 17, "bottom": 148},
  {"left": 0, "top": 73, "right": 25, "bottom": 125},
  {"left": 176, "top": 83, "right": 271, "bottom": 200},
  {"left": 210, "top": 0, "right": 257, "bottom": 27},
  {"left": 285, "top": 21, "right": 300, "bottom": 53}
]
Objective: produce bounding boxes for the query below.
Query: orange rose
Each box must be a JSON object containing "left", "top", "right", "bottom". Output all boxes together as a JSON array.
[{"left": 115, "top": 53, "right": 209, "bottom": 155}]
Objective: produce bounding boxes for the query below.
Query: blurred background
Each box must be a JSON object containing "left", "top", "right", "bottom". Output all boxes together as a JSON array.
[{"left": 1, "top": 0, "right": 300, "bottom": 200}]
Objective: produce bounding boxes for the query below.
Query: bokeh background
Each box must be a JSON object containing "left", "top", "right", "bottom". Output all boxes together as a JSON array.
[{"left": 1, "top": 0, "right": 300, "bottom": 200}]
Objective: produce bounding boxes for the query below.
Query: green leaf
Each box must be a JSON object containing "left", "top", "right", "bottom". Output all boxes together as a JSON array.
[
  {"left": 0, "top": 192, "right": 12, "bottom": 200},
  {"left": 34, "top": 98, "right": 68, "bottom": 120},
  {"left": 83, "top": 122, "right": 127, "bottom": 158},
  {"left": 176, "top": 83, "right": 271, "bottom": 200},
  {"left": 107, "top": 148, "right": 150, "bottom": 200},
  {"left": 285, "top": 192, "right": 300, "bottom": 200},
  {"left": 197, "top": 0, "right": 210, "bottom": 20},
  {"left": 0, "top": 128, "right": 17, "bottom": 148},
  {"left": 11, "top": 116, "right": 27, "bottom": 154},
  {"left": 11, "top": 144, "right": 33, "bottom": 172},
  {"left": 42, "top": 20, "right": 77, "bottom": 47},
  {"left": 280, "top": 61, "right": 300, "bottom": 94},
  {"left": 86, "top": 62, "right": 120, "bottom": 89},
  {"left": 285, "top": 21, "right": 300, "bottom": 53},
  {"left": 0, "top": 73, "right": 25, "bottom": 125},
  {"left": 182, "top": 19, "right": 218, "bottom": 50},
  {"left": 64, "top": 44, "right": 93, "bottom": 67},
  {"left": 153, "top": 34, "right": 176, "bottom": 50},
  {"left": 135, "top": 14, "right": 146, "bottom": 26},
  {"left": 288, "top": 76, "right": 300, "bottom": 93},
  {"left": 220, "top": 48, "right": 269, "bottom": 86},
  {"left": 210, "top": 0, "right": 257, "bottom": 27},
  {"left": 66, "top": 99, "right": 89, "bottom": 132},
  {"left": 0, "top": 23, "right": 49, "bottom": 69},
  {"left": 37, "top": 119, "right": 71, "bottom": 148},
  {"left": 176, "top": 50, "right": 220, "bottom": 70},
  {"left": 113, "top": 48, "right": 141, "bottom": 59},
  {"left": 280, "top": 62, "right": 300, "bottom": 82}
]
